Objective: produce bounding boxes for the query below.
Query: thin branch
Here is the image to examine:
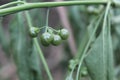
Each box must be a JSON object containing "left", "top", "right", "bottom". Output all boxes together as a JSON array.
[
  {"left": 0, "top": 0, "right": 108, "bottom": 16},
  {"left": 0, "top": 1, "right": 25, "bottom": 9}
]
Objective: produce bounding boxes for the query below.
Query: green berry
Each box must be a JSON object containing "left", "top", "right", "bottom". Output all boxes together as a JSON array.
[
  {"left": 40, "top": 32, "right": 53, "bottom": 46},
  {"left": 59, "top": 29, "right": 69, "bottom": 40},
  {"left": 40, "top": 39, "right": 50, "bottom": 46},
  {"left": 29, "top": 27, "right": 40, "bottom": 38},
  {"left": 52, "top": 35, "right": 62, "bottom": 46}
]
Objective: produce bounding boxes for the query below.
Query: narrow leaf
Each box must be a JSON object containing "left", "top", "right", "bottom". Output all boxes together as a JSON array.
[{"left": 85, "top": 2, "right": 114, "bottom": 80}]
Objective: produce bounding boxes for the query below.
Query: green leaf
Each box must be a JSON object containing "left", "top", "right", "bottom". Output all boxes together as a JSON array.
[
  {"left": 85, "top": 32, "right": 107, "bottom": 80},
  {"left": 9, "top": 12, "right": 42, "bottom": 80},
  {"left": 106, "top": 14, "right": 114, "bottom": 80},
  {"left": 75, "top": 11, "right": 104, "bottom": 80},
  {"left": 84, "top": 3, "right": 114, "bottom": 80}
]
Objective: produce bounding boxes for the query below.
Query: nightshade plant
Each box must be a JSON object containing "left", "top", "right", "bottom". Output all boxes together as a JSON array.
[
  {"left": 29, "top": 8, "right": 69, "bottom": 46},
  {"left": 0, "top": 0, "right": 120, "bottom": 80}
]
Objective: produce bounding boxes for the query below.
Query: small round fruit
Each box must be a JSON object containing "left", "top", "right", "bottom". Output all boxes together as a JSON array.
[
  {"left": 52, "top": 35, "right": 62, "bottom": 46},
  {"left": 59, "top": 29, "right": 69, "bottom": 40},
  {"left": 29, "top": 27, "right": 39, "bottom": 38},
  {"left": 40, "top": 32, "right": 53, "bottom": 44},
  {"left": 40, "top": 39, "right": 50, "bottom": 46},
  {"left": 29, "top": 31, "right": 37, "bottom": 37}
]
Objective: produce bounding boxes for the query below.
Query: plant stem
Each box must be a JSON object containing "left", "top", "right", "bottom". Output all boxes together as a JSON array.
[
  {"left": 25, "top": 7, "right": 53, "bottom": 80},
  {"left": 34, "top": 38, "right": 53, "bottom": 80},
  {"left": 45, "top": 8, "right": 50, "bottom": 32},
  {"left": 48, "top": 27, "right": 59, "bottom": 33},
  {"left": 25, "top": 12, "right": 33, "bottom": 28},
  {"left": 0, "top": 1, "right": 25, "bottom": 9},
  {"left": 0, "top": 0, "right": 108, "bottom": 16},
  {"left": 46, "top": 8, "right": 50, "bottom": 27}
]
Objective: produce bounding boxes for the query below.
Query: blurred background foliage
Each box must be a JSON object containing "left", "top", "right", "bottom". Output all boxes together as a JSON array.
[{"left": 0, "top": 0, "right": 120, "bottom": 80}]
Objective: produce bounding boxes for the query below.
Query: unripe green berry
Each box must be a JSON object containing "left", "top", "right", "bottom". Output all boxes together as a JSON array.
[
  {"left": 59, "top": 29, "right": 69, "bottom": 40},
  {"left": 52, "top": 34, "right": 62, "bottom": 46},
  {"left": 40, "top": 32, "right": 53, "bottom": 46},
  {"left": 29, "top": 27, "right": 40, "bottom": 38}
]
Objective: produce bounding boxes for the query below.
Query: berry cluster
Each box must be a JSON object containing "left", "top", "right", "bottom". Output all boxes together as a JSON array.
[{"left": 29, "top": 27, "right": 69, "bottom": 46}]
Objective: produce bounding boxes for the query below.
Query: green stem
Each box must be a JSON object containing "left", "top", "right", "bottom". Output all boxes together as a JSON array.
[
  {"left": 34, "top": 38, "right": 53, "bottom": 80},
  {"left": 46, "top": 8, "right": 50, "bottom": 27},
  {"left": 0, "top": 0, "right": 109, "bottom": 16},
  {"left": 45, "top": 8, "right": 50, "bottom": 32},
  {"left": 39, "top": 26, "right": 45, "bottom": 30},
  {"left": 69, "top": 66, "right": 75, "bottom": 80},
  {"left": 0, "top": 1, "right": 25, "bottom": 9},
  {"left": 48, "top": 27, "right": 59, "bottom": 33},
  {"left": 25, "top": 12, "right": 33, "bottom": 28},
  {"left": 25, "top": 6, "right": 53, "bottom": 80}
]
